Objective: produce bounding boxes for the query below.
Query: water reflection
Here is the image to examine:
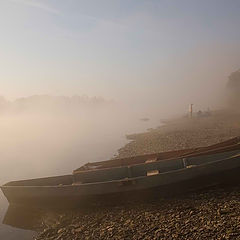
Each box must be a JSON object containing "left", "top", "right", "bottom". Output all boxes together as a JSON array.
[
  {"left": 0, "top": 198, "right": 36, "bottom": 240},
  {"left": 3, "top": 204, "right": 44, "bottom": 232}
]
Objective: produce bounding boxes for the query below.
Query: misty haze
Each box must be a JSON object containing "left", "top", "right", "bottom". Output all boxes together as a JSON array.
[
  {"left": 0, "top": 95, "right": 161, "bottom": 183},
  {"left": 1, "top": 1, "right": 240, "bottom": 240}
]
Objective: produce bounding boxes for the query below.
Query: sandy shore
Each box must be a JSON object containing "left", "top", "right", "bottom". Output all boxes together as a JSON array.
[{"left": 35, "top": 110, "right": 240, "bottom": 240}]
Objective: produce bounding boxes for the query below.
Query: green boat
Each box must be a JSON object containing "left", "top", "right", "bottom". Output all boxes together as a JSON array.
[{"left": 1, "top": 137, "right": 240, "bottom": 208}]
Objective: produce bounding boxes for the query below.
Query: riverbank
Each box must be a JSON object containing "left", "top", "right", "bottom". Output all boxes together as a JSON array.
[
  {"left": 35, "top": 110, "right": 240, "bottom": 240},
  {"left": 117, "top": 110, "right": 240, "bottom": 158}
]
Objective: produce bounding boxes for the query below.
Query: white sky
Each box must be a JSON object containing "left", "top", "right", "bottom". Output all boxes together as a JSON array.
[{"left": 1, "top": 0, "right": 240, "bottom": 114}]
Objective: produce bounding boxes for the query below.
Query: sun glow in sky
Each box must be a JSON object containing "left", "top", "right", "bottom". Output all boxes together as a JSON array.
[{"left": 1, "top": 0, "right": 240, "bottom": 113}]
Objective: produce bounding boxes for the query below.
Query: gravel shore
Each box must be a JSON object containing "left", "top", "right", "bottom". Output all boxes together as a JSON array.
[
  {"left": 36, "top": 186, "right": 240, "bottom": 240},
  {"left": 35, "top": 110, "right": 240, "bottom": 240},
  {"left": 117, "top": 110, "right": 240, "bottom": 158}
]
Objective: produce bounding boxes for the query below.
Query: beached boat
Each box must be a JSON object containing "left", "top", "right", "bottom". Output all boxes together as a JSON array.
[{"left": 1, "top": 137, "right": 240, "bottom": 208}]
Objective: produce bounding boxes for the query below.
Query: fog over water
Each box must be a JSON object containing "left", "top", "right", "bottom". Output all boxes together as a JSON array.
[{"left": 0, "top": 95, "right": 162, "bottom": 184}]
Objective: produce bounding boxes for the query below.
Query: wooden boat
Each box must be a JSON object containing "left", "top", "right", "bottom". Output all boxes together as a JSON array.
[{"left": 1, "top": 137, "right": 240, "bottom": 208}]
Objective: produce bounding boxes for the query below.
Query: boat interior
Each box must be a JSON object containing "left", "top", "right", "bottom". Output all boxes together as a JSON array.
[{"left": 74, "top": 136, "right": 240, "bottom": 172}]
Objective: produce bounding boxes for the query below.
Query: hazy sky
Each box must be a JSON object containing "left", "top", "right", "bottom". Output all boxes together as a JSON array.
[{"left": 1, "top": 0, "right": 240, "bottom": 112}]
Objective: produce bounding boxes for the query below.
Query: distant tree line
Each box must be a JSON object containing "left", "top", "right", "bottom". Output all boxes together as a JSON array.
[{"left": 0, "top": 95, "right": 114, "bottom": 115}]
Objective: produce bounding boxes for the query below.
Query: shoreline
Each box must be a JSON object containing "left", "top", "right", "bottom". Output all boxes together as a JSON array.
[
  {"left": 31, "top": 110, "right": 240, "bottom": 239},
  {"left": 117, "top": 110, "right": 240, "bottom": 158}
]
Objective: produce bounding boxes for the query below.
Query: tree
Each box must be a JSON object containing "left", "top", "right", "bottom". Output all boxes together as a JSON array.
[{"left": 226, "top": 69, "right": 240, "bottom": 107}]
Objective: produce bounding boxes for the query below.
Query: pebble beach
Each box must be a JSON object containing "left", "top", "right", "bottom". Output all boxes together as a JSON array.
[
  {"left": 34, "top": 110, "right": 240, "bottom": 240},
  {"left": 36, "top": 186, "right": 240, "bottom": 240}
]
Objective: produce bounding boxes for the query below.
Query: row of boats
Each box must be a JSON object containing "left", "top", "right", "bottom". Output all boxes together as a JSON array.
[{"left": 1, "top": 136, "right": 240, "bottom": 208}]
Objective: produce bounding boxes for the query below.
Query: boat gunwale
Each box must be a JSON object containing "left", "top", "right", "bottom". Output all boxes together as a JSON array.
[{"left": 2, "top": 151, "right": 240, "bottom": 189}]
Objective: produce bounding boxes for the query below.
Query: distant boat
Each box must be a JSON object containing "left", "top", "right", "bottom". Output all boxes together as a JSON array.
[{"left": 1, "top": 137, "right": 240, "bottom": 208}]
